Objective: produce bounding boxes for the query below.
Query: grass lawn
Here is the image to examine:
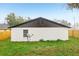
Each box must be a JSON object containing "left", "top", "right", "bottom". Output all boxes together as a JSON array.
[{"left": 0, "top": 37, "right": 79, "bottom": 56}]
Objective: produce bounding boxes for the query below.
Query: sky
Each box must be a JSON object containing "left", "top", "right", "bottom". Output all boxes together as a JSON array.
[{"left": 0, "top": 3, "right": 78, "bottom": 24}]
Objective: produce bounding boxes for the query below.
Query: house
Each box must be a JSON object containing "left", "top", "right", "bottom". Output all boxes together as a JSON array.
[
  {"left": 10, "top": 17, "right": 71, "bottom": 41},
  {"left": 0, "top": 24, "right": 9, "bottom": 32},
  {"left": 0, "top": 24, "right": 8, "bottom": 30}
]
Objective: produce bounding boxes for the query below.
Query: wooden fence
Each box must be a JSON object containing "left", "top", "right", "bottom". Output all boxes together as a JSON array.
[
  {"left": 0, "top": 29, "right": 11, "bottom": 40},
  {"left": 68, "top": 30, "right": 79, "bottom": 38}
]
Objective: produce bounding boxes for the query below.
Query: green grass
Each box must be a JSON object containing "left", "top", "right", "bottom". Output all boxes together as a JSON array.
[{"left": 0, "top": 37, "right": 79, "bottom": 56}]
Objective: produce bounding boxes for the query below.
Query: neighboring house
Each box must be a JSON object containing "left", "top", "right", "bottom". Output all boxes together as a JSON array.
[
  {"left": 10, "top": 17, "right": 71, "bottom": 41},
  {"left": 0, "top": 24, "right": 8, "bottom": 30}
]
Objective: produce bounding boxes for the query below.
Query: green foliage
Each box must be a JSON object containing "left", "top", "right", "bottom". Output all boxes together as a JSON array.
[
  {"left": 54, "top": 19, "right": 71, "bottom": 26},
  {"left": 46, "top": 40, "right": 50, "bottom": 42},
  {"left": 46, "top": 39, "right": 63, "bottom": 42},
  {"left": 0, "top": 37, "right": 79, "bottom": 56},
  {"left": 57, "top": 39, "right": 63, "bottom": 42},
  {"left": 60, "top": 20, "right": 71, "bottom": 26},
  {"left": 5, "top": 13, "right": 27, "bottom": 27},
  {"left": 39, "top": 39, "right": 44, "bottom": 42}
]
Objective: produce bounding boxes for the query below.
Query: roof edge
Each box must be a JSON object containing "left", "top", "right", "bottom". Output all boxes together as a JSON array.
[{"left": 8, "top": 17, "right": 71, "bottom": 28}]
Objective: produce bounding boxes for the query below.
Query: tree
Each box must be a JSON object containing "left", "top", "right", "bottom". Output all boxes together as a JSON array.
[
  {"left": 16, "top": 16, "right": 26, "bottom": 24},
  {"left": 67, "top": 3, "right": 79, "bottom": 9},
  {"left": 67, "top": 3, "right": 79, "bottom": 28},
  {"left": 74, "top": 22, "right": 79, "bottom": 29},
  {"left": 67, "top": 3, "right": 79, "bottom": 37},
  {"left": 27, "top": 17, "right": 31, "bottom": 20},
  {"left": 5, "top": 13, "right": 27, "bottom": 27},
  {"left": 54, "top": 19, "right": 71, "bottom": 26},
  {"left": 60, "top": 20, "right": 71, "bottom": 26},
  {"left": 6, "top": 13, "right": 16, "bottom": 26}
]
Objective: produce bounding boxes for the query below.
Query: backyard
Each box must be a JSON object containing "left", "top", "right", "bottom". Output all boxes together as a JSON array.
[
  {"left": 0, "top": 30, "right": 79, "bottom": 56},
  {"left": 0, "top": 3, "right": 79, "bottom": 56},
  {"left": 0, "top": 37, "right": 78, "bottom": 56}
]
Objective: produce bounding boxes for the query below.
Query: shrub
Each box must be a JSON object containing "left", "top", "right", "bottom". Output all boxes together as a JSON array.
[
  {"left": 57, "top": 39, "right": 63, "bottom": 42},
  {"left": 39, "top": 39, "right": 44, "bottom": 42},
  {"left": 46, "top": 40, "right": 50, "bottom": 42}
]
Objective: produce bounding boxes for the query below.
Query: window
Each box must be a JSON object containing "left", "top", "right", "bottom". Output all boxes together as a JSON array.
[{"left": 23, "top": 30, "right": 28, "bottom": 37}]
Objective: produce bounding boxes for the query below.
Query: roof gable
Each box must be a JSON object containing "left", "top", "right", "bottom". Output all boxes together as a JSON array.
[{"left": 9, "top": 17, "right": 71, "bottom": 28}]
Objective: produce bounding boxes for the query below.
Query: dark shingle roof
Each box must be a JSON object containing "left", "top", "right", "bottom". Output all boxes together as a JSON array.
[{"left": 9, "top": 17, "right": 71, "bottom": 28}]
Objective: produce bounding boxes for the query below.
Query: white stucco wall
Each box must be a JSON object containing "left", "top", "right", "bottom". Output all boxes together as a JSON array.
[{"left": 11, "top": 27, "right": 68, "bottom": 41}]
